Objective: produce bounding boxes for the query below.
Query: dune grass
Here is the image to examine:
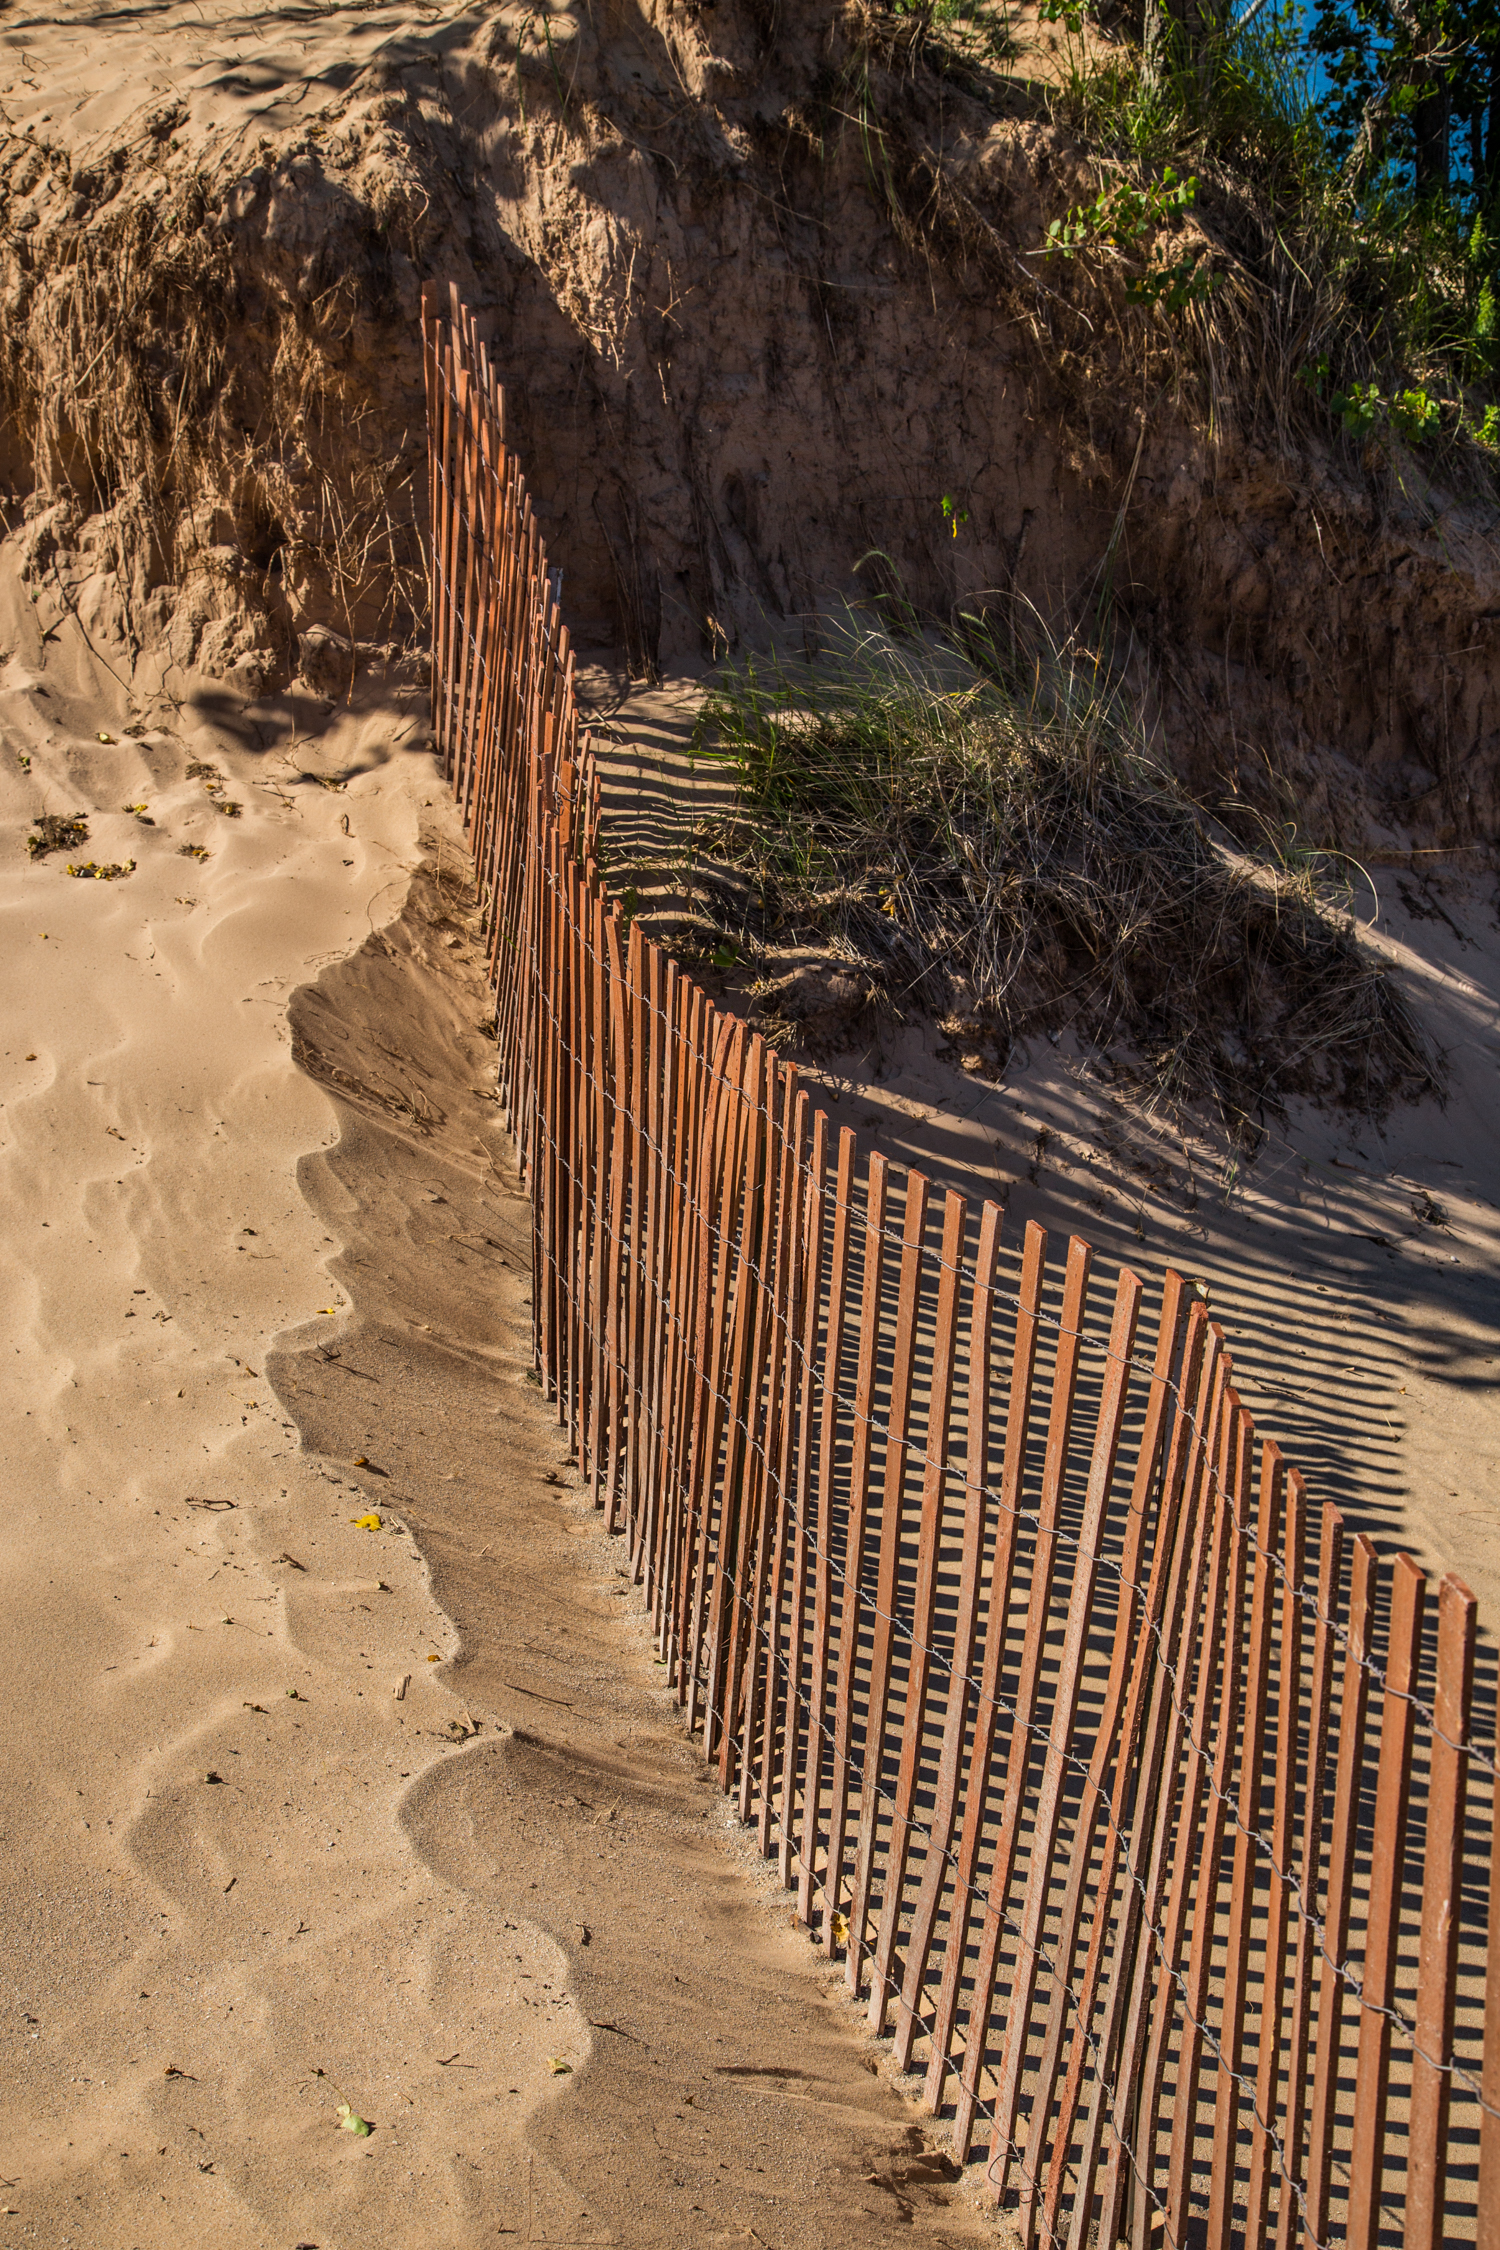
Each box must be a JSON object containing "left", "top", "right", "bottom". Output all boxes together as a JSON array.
[
  {"left": 1041, "top": 17, "right": 1500, "bottom": 482},
  {"left": 689, "top": 612, "right": 1439, "bottom": 1133},
  {"left": 843, "top": 3, "right": 1498, "bottom": 490}
]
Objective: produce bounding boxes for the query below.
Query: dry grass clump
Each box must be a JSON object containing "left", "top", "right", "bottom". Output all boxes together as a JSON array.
[
  {"left": 689, "top": 615, "right": 1439, "bottom": 1129},
  {"left": 28, "top": 813, "right": 89, "bottom": 859},
  {"left": 65, "top": 858, "right": 135, "bottom": 880}
]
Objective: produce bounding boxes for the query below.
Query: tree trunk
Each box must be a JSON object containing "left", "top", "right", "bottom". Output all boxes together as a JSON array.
[
  {"left": 1143, "top": 0, "right": 1172, "bottom": 87},
  {"left": 1142, "top": 0, "right": 1226, "bottom": 87},
  {"left": 1412, "top": 72, "right": 1451, "bottom": 198},
  {"left": 1345, "top": 89, "right": 1390, "bottom": 191}
]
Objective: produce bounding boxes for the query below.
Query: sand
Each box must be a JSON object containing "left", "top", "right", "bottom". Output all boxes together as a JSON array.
[
  {"left": 0, "top": 558, "right": 503, "bottom": 2245},
  {"left": 2, "top": 1, "right": 1496, "bottom": 2236},
  {"left": 0, "top": 546, "right": 988, "bottom": 2245},
  {"left": 5, "top": 641, "right": 1494, "bottom": 2249}
]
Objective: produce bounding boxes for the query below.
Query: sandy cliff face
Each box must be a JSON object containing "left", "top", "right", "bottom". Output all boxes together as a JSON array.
[{"left": 3, "top": 0, "right": 1496, "bottom": 846}]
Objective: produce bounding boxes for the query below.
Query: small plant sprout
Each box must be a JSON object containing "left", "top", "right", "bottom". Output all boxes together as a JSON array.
[
  {"left": 940, "top": 494, "right": 970, "bottom": 539},
  {"left": 1041, "top": 166, "right": 1218, "bottom": 319},
  {"left": 1391, "top": 387, "right": 1441, "bottom": 443},
  {"left": 1127, "top": 249, "right": 1218, "bottom": 311},
  {"left": 311, "top": 2066, "right": 371, "bottom": 2136}
]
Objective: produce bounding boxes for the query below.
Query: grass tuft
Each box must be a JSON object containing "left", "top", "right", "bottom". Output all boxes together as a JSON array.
[
  {"left": 28, "top": 813, "right": 90, "bottom": 860},
  {"left": 689, "top": 612, "right": 1439, "bottom": 1133}
]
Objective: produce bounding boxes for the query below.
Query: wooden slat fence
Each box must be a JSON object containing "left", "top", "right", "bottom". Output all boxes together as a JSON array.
[{"left": 422, "top": 280, "right": 1498, "bottom": 2249}]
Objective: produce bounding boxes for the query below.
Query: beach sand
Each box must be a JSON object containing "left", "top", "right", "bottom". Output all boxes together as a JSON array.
[
  {"left": 2, "top": 0, "right": 1496, "bottom": 2232},
  {"left": 0, "top": 562, "right": 984, "bottom": 2247}
]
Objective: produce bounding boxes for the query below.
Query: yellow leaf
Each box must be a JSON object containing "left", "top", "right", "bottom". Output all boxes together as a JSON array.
[
  {"left": 351, "top": 1512, "right": 382, "bottom": 1531},
  {"left": 831, "top": 1910, "right": 850, "bottom": 1946},
  {"left": 547, "top": 2057, "right": 573, "bottom": 2076}
]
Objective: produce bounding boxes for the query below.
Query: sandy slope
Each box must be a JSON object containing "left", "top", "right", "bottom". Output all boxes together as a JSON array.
[
  {"left": 273, "top": 840, "right": 987, "bottom": 2250},
  {"left": 0, "top": 567, "right": 586, "bottom": 2245},
  {"left": 798, "top": 887, "right": 1500, "bottom": 1604}
]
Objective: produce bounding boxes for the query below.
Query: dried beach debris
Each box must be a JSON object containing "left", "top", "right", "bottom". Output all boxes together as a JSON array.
[
  {"left": 185, "top": 764, "right": 239, "bottom": 814},
  {"left": 28, "top": 813, "right": 88, "bottom": 859},
  {"left": 179, "top": 843, "right": 210, "bottom": 861},
  {"left": 66, "top": 859, "right": 135, "bottom": 880}
]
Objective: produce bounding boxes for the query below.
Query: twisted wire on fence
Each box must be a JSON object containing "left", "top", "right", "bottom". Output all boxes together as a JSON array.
[{"left": 421, "top": 279, "right": 1500, "bottom": 2250}]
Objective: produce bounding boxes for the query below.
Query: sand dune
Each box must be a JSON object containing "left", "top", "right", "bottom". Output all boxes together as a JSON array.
[
  {"left": 4, "top": 1, "right": 1496, "bottom": 2236},
  {"left": 0, "top": 541, "right": 984, "bottom": 2246}
]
